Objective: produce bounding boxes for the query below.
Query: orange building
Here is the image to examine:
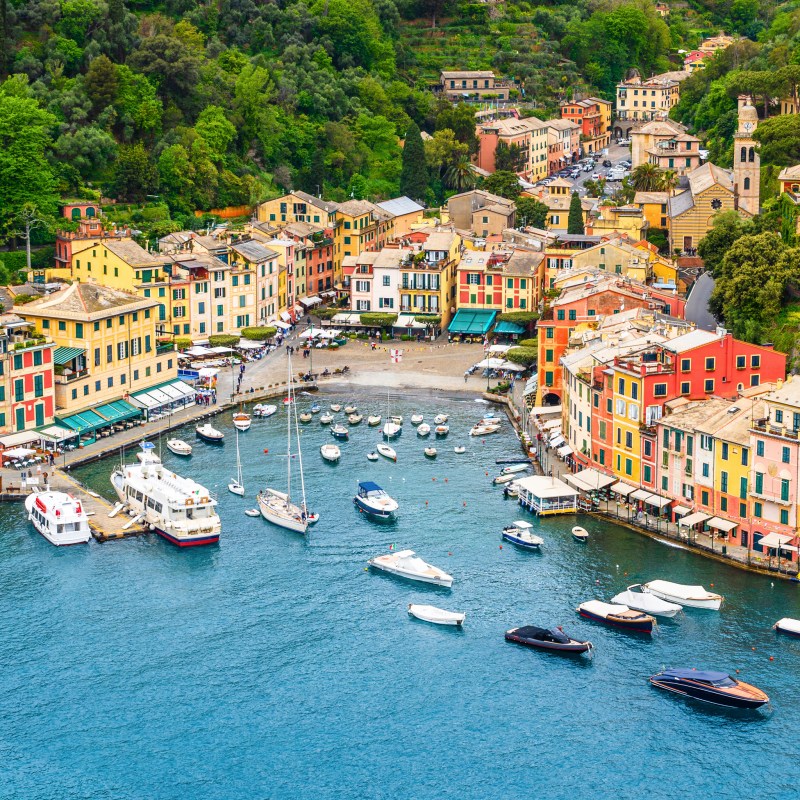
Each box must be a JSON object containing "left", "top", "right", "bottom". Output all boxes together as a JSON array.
[{"left": 560, "top": 98, "right": 612, "bottom": 155}]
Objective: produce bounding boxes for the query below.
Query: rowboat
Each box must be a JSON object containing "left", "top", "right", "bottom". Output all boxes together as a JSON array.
[
  {"left": 299, "top": 412, "right": 313, "bottom": 423},
  {"left": 377, "top": 442, "right": 397, "bottom": 462},
  {"left": 348, "top": 413, "right": 363, "bottom": 425},
  {"left": 493, "top": 473, "right": 518, "bottom": 485},
  {"left": 470, "top": 423, "right": 501, "bottom": 436},
  {"left": 408, "top": 604, "right": 465, "bottom": 626},
  {"left": 649, "top": 669, "right": 769, "bottom": 710},
  {"left": 244, "top": 508, "right": 260, "bottom": 517},
  {"left": 366, "top": 452, "right": 379, "bottom": 461},
  {"left": 320, "top": 444, "right": 341, "bottom": 463},
  {"left": 611, "top": 585, "right": 682, "bottom": 618},
  {"left": 577, "top": 600, "right": 656, "bottom": 634},
  {"left": 505, "top": 626, "right": 592, "bottom": 654},
  {"left": 502, "top": 520, "right": 543, "bottom": 550},
  {"left": 417, "top": 423, "right": 431, "bottom": 437},
  {"left": 390, "top": 415, "right": 403, "bottom": 425},
  {"left": 330, "top": 404, "right": 342, "bottom": 412},
  {"left": 368, "top": 549, "right": 452, "bottom": 587},
  {"left": 167, "top": 439, "right": 192, "bottom": 456},
  {"left": 424, "top": 447, "right": 437, "bottom": 458},
  {"left": 501, "top": 463, "right": 529, "bottom": 475},
  {"left": 435, "top": 425, "right": 449, "bottom": 436},
  {"left": 344, "top": 405, "right": 357, "bottom": 415},
  {"left": 411, "top": 414, "right": 424, "bottom": 425},
  {"left": 773, "top": 617, "right": 800, "bottom": 637},
  {"left": 310, "top": 403, "right": 321, "bottom": 414},
  {"left": 572, "top": 526, "right": 589, "bottom": 542},
  {"left": 367, "top": 415, "right": 381, "bottom": 426},
  {"left": 434, "top": 414, "right": 448, "bottom": 425},
  {"left": 642, "top": 580, "right": 723, "bottom": 610},
  {"left": 320, "top": 412, "right": 334, "bottom": 424}
]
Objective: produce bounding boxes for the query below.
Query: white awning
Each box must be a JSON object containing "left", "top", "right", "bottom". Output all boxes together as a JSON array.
[
  {"left": 672, "top": 504, "right": 692, "bottom": 516},
  {"left": 644, "top": 493, "right": 672, "bottom": 509},
  {"left": 542, "top": 418, "right": 562, "bottom": 430},
  {"left": 678, "top": 512, "right": 710, "bottom": 527},
  {"left": 475, "top": 357, "right": 506, "bottom": 369},
  {"left": 280, "top": 311, "right": 291, "bottom": 322},
  {"left": 237, "top": 339, "right": 264, "bottom": 349},
  {"left": 557, "top": 445, "right": 573, "bottom": 457},
  {"left": 488, "top": 344, "right": 511, "bottom": 354},
  {"left": 499, "top": 360, "right": 526, "bottom": 372},
  {"left": 531, "top": 406, "right": 562, "bottom": 416},
  {"left": 610, "top": 481, "right": 637, "bottom": 496},
  {"left": 395, "top": 314, "right": 425, "bottom": 329},
  {"left": 299, "top": 328, "right": 321, "bottom": 340},
  {"left": 185, "top": 345, "right": 214, "bottom": 357},
  {"left": 129, "top": 391, "right": 159, "bottom": 410},
  {"left": 299, "top": 295, "right": 322, "bottom": 307},
  {"left": 0, "top": 431, "right": 41, "bottom": 448},
  {"left": 630, "top": 489, "right": 652, "bottom": 502},
  {"left": 37, "top": 425, "right": 76, "bottom": 444},
  {"left": 759, "top": 532, "right": 796, "bottom": 549},
  {"left": 565, "top": 468, "right": 616, "bottom": 492},
  {"left": 548, "top": 430, "right": 563, "bottom": 443},
  {"left": 550, "top": 435, "right": 566, "bottom": 447},
  {"left": 274, "top": 321, "right": 291, "bottom": 330},
  {"left": 2, "top": 447, "right": 35, "bottom": 459},
  {"left": 198, "top": 367, "right": 218, "bottom": 378},
  {"left": 707, "top": 516, "right": 738, "bottom": 532}
]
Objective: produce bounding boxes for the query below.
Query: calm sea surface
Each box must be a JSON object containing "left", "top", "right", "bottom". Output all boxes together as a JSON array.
[{"left": 2, "top": 391, "right": 799, "bottom": 800}]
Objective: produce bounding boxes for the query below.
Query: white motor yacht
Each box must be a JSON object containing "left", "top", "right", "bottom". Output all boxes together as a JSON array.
[
  {"left": 368, "top": 549, "right": 453, "bottom": 587},
  {"left": 353, "top": 481, "right": 398, "bottom": 518},
  {"left": 25, "top": 491, "right": 92, "bottom": 546},
  {"left": 611, "top": 585, "right": 682, "bottom": 618},
  {"left": 232, "top": 412, "right": 251, "bottom": 431},
  {"left": 253, "top": 404, "right": 277, "bottom": 418},
  {"left": 167, "top": 439, "right": 192, "bottom": 456},
  {"left": 642, "top": 580, "right": 723, "bottom": 610}
]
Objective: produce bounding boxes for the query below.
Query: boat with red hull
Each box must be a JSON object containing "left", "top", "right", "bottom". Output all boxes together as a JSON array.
[{"left": 578, "top": 600, "right": 656, "bottom": 634}]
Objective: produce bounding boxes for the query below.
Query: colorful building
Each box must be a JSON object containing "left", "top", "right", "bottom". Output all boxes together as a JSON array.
[
  {"left": 560, "top": 98, "right": 612, "bottom": 154},
  {"left": 334, "top": 200, "right": 394, "bottom": 285},
  {"left": 256, "top": 191, "right": 339, "bottom": 228},
  {"left": 475, "top": 116, "right": 549, "bottom": 182},
  {"left": 439, "top": 70, "right": 511, "bottom": 101}
]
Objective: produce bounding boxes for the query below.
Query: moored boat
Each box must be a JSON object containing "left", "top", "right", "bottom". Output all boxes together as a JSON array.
[
  {"left": 354, "top": 481, "right": 398, "bottom": 519},
  {"left": 310, "top": 403, "right": 321, "bottom": 414},
  {"left": 493, "top": 472, "right": 518, "bottom": 485},
  {"left": 232, "top": 411, "right": 251, "bottom": 431},
  {"left": 774, "top": 617, "right": 800, "bottom": 637},
  {"left": 435, "top": 425, "right": 449, "bottom": 437},
  {"left": 136, "top": 441, "right": 160, "bottom": 464},
  {"left": 501, "top": 463, "right": 529, "bottom": 475},
  {"left": 320, "top": 412, "right": 334, "bottom": 424},
  {"left": 228, "top": 429, "right": 245, "bottom": 496},
  {"left": 611, "top": 585, "right": 682, "bottom": 618},
  {"left": 196, "top": 423, "right": 224, "bottom": 443},
  {"left": 434, "top": 414, "right": 448, "bottom": 425},
  {"left": 377, "top": 442, "right": 397, "bottom": 462},
  {"left": 166, "top": 439, "right": 192, "bottom": 456},
  {"left": 424, "top": 447, "right": 437, "bottom": 458},
  {"left": 417, "top": 423, "right": 431, "bottom": 437},
  {"left": 502, "top": 520, "right": 543, "bottom": 550},
  {"left": 367, "top": 415, "right": 381, "bottom": 427},
  {"left": 577, "top": 600, "right": 656, "bottom": 634},
  {"left": 382, "top": 420, "right": 401, "bottom": 439},
  {"left": 408, "top": 604, "right": 464, "bottom": 626},
  {"left": 331, "top": 424, "right": 349, "bottom": 440},
  {"left": 330, "top": 403, "right": 342, "bottom": 412},
  {"left": 503, "top": 483, "right": 519, "bottom": 498},
  {"left": 299, "top": 412, "right": 313, "bottom": 423},
  {"left": 348, "top": 413, "right": 363, "bottom": 425},
  {"left": 253, "top": 404, "right": 277, "bottom": 418},
  {"left": 649, "top": 668, "right": 769, "bottom": 710},
  {"left": 505, "top": 626, "right": 592, "bottom": 654},
  {"left": 344, "top": 405, "right": 358, "bottom": 415},
  {"left": 367, "top": 451, "right": 379, "bottom": 461},
  {"left": 572, "top": 526, "right": 589, "bottom": 542},
  {"left": 25, "top": 491, "right": 92, "bottom": 546},
  {"left": 642, "top": 580, "right": 723, "bottom": 610},
  {"left": 244, "top": 508, "right": 260, "bottom": 517},
  {"left": 410, "top": 414, "right": 424, "bottom": 425},
  {"left": 454, "top": 446, "right": 466, "bottom": 454},
  {"left": 368, "top": 549, "right": 452, "bottom": 587},
  {"left": 470, "top": 423, "right": 501, "bottom": 437},
  {"left": 390, "top": 415, "right": 403, "bottom": 425},
  {"left": 320, "top": 443, "right": 341, "bottom": 463}
]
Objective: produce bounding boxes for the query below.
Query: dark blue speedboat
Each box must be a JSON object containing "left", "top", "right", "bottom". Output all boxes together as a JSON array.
[
  {"left": 505, "top": 626, "right": 592, "bottom": 654},
  {"left": 501, "top": 521, "right": 543, "bottom": 550},
  {"left": 353, "top": 481, "right": 398, "bottom": 519},
  {"left": 649, "top": 669, "right": 769, "bottom": 709}
]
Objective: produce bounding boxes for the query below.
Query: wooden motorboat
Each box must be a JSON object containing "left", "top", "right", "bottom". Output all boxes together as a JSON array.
[
  {"left": 232, "top": 412, "right": 251, "bottom": 431},
  {"left": 244, "top": 508, "right": 260, "bottom": 517},
  {"left": 502, "top": 521, "right": 543, "bottom": 550},
  {"left": 643, "top": 580, "right": 723, "bottom": 610},
  {"left": 417, "top": 423, "right": 431, "bottom": 437},
  {"left": 649, "top": 669, "right": 769, "bottom": 710},
  {"left": 572, "top": 526, "right": 589, "bottom": 542},
  {"left": 578, "top": 600, "right": 656, "bottom": 634},
  {"left": 319, "top": 412, "right": 334, "bottom": 424},
  {"left": 331, "top": 424, "right": 349, "bottom": 440},
  {"left": 470, "top": 423, "right": 501, "bottom": 437},
  {"left": 367, "top": 452, "right": 379, "bottom": 461},
  {"left": 501, "top": 463, "right": 529, "bottom": 475},
  {"left": 167, "top": 439, "right": 192, "bottom": 456},
  {"left": 367, "top": 415, "right": 381, "bottom": 426},
  {"left": 348, "top": 413, "right": 363, "bottom": 425},
  {"left": 435, "top": 425, "right": 449, "bottom": 437},
  {"left": 196, "top": 423, "right": 224, "bottom": 443},
  {"left": 299, "top": 412, "right": 313, "bottom": 423},
  {"left": 368, "top": 549, "right": 452, "bottom": 587},
  {"left": 434, "top": 414, "right": 448, "bottom": 425},
  {"left": 493, "top": 473, "right": 518, "bottom": 485},
  {"left": 424, "top": 447, "right": 437, "bottom": 458},
  {"left": 411, "top": 414, "right": 424, "bottom": 425},
  {"left": 377, "top": 442, "right": 397, "bottom": 462},
  {"left": 505, "top": 625, "right": 593, "bottom": 654},
  {"left": 453, "top": 446, "right": 466, "bottom": 454},
  {"left": 611, "top": 585, "right": 682, "bottom": 618},
  {"left": 773, "top": 617, "right": 800, "bottom": 637},
  {"left": 503, "top": 483, "right": 519, "bottom": 498},
  {"left": 354, "top": 481, "right": 398, "bottom": 518},
  {"left": 253, "top": 404, "right": 277, "bottom": 418},
  {"left": 344, "top": 405, "right": 358, "bottom": 415},
  {"left": 330, "top": 403, "right": 342, "bottom": 412},
  {"left": 320, "top": 443, "right": 341, "bottom": 463},
  {"left": 408, "top": 604, "right": 464, "bottom": 626}
]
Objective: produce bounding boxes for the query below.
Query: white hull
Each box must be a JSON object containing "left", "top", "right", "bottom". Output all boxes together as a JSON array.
[
  {"left": 411, "top": 415, "right": 424, "bottom": 425},
  {"left": 377, "top": 444, "right": 397, "bottom": 461},
  {"left": 408, "top": 604, "right": 464, "bottom": 626},
  {"left": 228, "top": 481, "right": 245, "bottom": 496},
  {"left": 25, "top": 492, "right": 92, "bottom": 546},
  {"left": 166, "top": 439, "right": 192, "bottom": 456},
  {"left": 369, "top": 550, "right": 452, "bottom": 587},
  {"left": 257, "top": 489, "right": 308, "bottom": 534},
  {"left": 254, "top": 404, "right": 277, "bottom": 418},
  {"left": 233, "top": 414, "right": 251, "bottom": 431},
  {"left": 417, "top": 424, "right": 431, "bottom": 437},
  {"left": 320, "top": 444, "right": 340, "bottom": 463},
  {"left": 382, "top": 422, "right": 400, "bottom": 438},
  {"left": 643, "top": 580, "right": 723, "bottom": 610},
  {"left": 471, "top": 424, "right": 500, "bottom": 436},
  {"left": 611, "top": 587, "right": 682, "bottom": 618}
]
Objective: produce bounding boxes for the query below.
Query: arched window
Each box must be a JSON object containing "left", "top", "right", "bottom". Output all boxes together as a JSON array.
[
  {"left": 744, "top": 177, "right": 751, "bottom": 190},
  {"left": 740, "top": 146, "right": 747, "bottom": 162},
  {"left": 86, "top": 207, "right": 95, "bottom": 218},
  {"left": 749, "top": 147, "right": 755, "bottom": 162},
  {"left": 71, "top": 207, "right": 81, "bottom": 220}
]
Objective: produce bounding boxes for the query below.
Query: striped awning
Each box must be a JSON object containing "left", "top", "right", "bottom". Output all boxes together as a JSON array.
[
  {"left": 94, "top": 400, "right": 140, "bottom": 424},
  {"left": 57, "top": 409, "right": 106, "bottom": 434},
  {"left": 53, "top": 346, "right": 85, "bottom": 365}
]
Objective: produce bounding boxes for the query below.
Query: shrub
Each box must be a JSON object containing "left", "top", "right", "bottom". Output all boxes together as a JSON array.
[
  {"left": 360, "top": 312, "right": 398, "bottom": 328},
  {"left": 414, "top": 314, "right": 441, "bottom": 326},
  {"left": 175, "top": 337, "right": 192, "bottom": 350},
  {"left": 241, "top": 326, "right": 277, "bottom": 340},
  {"left": 401, "top": 334, "right": 414, "bottom": 340},
  {"left": 497, "top": 311, "right": 539, "bottom": 328},
  {"left": 505, "top": 346, "right": 537, "bottom": 367},
  {"left": 518, "top": 338, "right": 538, "bottom": 348},
  {"left": 209, "top": 334, "right": 240, "bottom": 348},
  {"left": 12, "top": 293, "right": 38, "bottom": 305},
  {"left": 316, "top": 308, "right": 340, "bottom": 320}
]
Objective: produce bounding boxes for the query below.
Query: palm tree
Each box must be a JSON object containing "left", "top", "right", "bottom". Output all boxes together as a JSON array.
[
  {"left": 659, "top": 168, "right": 679, "bottom": 196},
  {"left": 629, "top": 163, "right": 664, "bottom": 192},
  {"left": 444, "top": 157, "right": 477, "bottom": 191}
]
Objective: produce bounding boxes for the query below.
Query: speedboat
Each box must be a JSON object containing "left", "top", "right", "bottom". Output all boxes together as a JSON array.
[
  {"left": 25, "top": 492, "right": 92, "bottom": 546},
  {"left": 572, "top": 526, "right": 589, "bottom": 543},
  {"left": 505, "top": 626, "right": 593, "bottom": 655},
  {"left": 611, "top": 584, "right": 682, "bottom": 618},
  {"left": 424, "top": 447, "right": 437, "bottom": 458},
  {"left": 502, "top": 521, "right": 543, "bottom": 550},
  {"left": 232, "top": 412, "right": 251, "bottom": 431},
  {"left": 310, "top": 403, "right": 321, "bottom": 414},
  {"left": 354, "top": 481, "right": 398, "bottom": 519},
  {"left": 493, "top": 473, "right": 519, "bottom": 485},
  {"left": 501, "top": 463, "right": 528, "bottom": 475},
  {"left": 408, "top": 604, "right": 464, "bottom": 626},
  {"left": 253, "top": 404, "right": 277, "bottom": 418},
  {"left": 470, "top": 423, "right": 500, "bottom": 436},
  {"left": 368, "top": 549, "right": 452, "bottom": 587},
  {"left": 504, "top": 483, "right": 519, "bottom": 498},
  {"left": 435, "top": 425, "right": 449, "bottom": 437},
  {"left": 320, "top": 443, "right": 341, "bottom": 463},
  {"left": 331, "top": 424, "right": 349, "bottom": 440},
  {"left": 167, "top": 439, "right": 192, "bottom": 456},
  {"left": 320, "top": 412, "right": 334, "bottom": 424},
  {"left": 344, "top": 405, "right": 357, "bottom": 415},
  {"left": 299, "top": 412, "right": 313, "bottom": 423},
  {"left": 367, "top": 452, "right": 379, "bottom": 461},
  {"left": 642, "top": 580, "right": 723, "bottom": 610},
  {"left": 348, "top": 413, "right": 363, "bottom": 425},
  {"left": 330, "top": 403, "right": 342, "bottom": 412},
  {"left": 411, "top": 414, "right": 424, "bottom": 425},
  {"left": 382, "top": 420, "right": 401, "bottom": 439},
  {"left": 649, "top": 668, "right": 769, "bottom": 710},
  {"left": 417, "top": 423, "right": 431, "bottom": 437},
  {"left": 454, "top": 446, "right": 466, "bottom": 454},
  {"left": 196, "top": 423, "right": 224, "bottom": 443},
  {"left": 434, "top": 414, "right": 448, "bottom": 425},
  {"left": 377, "top": 442, "right": 397, "bottom": 462},
  {"left": 367, "top": 415, "right": 381, "bottom": 426},
  {"left": 577, "top": 600, "right": 656, "bottom": 634},
  {"left": 774, "top": 617, "right": 800, "bottom": 637}
]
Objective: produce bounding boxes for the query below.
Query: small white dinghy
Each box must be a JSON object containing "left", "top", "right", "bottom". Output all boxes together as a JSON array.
[
  {"left": 454, "top": 446, "right": 466, "bottom": 454},
  {"left": 367, "top": 415, "right": 381, "bottom": 427},
  {"left": 417, "top": 423, "right": 431, "bottom": 437},
  {"left": 501, "top": 463, "right": 529, "bottom": 475},
  {"left": 774, "top": 618, "right": 800, "bottom": 637},
  {"left": 493, "top": 473, "right": 519, "bottom": 485},
  {"left": 411, "top": 414, "right": 424, "bottom": 425},
  {"left": 470, "top": 423, "right": 501, "bottom": 437},
  {"left": 320, "top": 443, "right": 341, "bottom": 463},
  {"left": 253, "top": 404, "right": 277, "bottom": 418},
  {"left": 320, "top": 412, "right": 334, "bottom": 425},
  {"left": 424, "top": 447, "right": 437, "bottom": 458},
  {"left": 572, "top": 526, "right": 589, "bottom": 542},
  {"left": 435, "top": 425, "right": 449, "bottom": 437},
  {"left": 244, "top": 508, "right": 260, "bottom": 517},
  {"left": 367, "top": 451, "right": 379, "bottom": 461},
  {"left": 232, "top": 412, "right": 251, "bottom": 431},
  {"left": 368, "top": 549, "right": 453, "bottom": 587},
  {"left": 434, "top": 414, "right": 448, "bottom": 425},
  {"left": 642, "top": 579, "right": 723, "bottom": 610},
  {"left": 611, "top": 584, "right": 682, "bottom": 618},
  {"left": 377, "top": 442, "right": 397, "bottom": 462},
  {"left": 167, "top": 439, "right": 192, "bottom": 456},
  {"left": 408, "top": 604, "right": 465, "bottom": 627}
]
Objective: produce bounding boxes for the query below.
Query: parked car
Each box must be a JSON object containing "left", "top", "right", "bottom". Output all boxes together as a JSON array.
[
  {"left": 583, "top": 164, "right": 592, "bottom": 172},
  {"left": 602, "top": 159, "right": 612, "bottom": 168},
  {"left": 591, "top": 172, "right": 601, "bottom": 180}
]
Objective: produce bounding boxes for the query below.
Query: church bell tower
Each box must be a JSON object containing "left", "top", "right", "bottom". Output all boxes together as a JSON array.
[{"left": 734, "top": 98, "right": 760, "bottom": 216}]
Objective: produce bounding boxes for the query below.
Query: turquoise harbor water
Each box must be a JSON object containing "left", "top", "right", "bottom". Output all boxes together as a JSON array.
[{"left": 2, "top": 390, "right": 800, "bottom": 799}]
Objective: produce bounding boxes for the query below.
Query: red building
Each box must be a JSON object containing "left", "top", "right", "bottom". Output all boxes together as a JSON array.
[
  {"left": 282, "top": 223, "right": 335, "bottom": 298},
  {"left": 560, "top": 98, "right": 612, "bottom": 154}
]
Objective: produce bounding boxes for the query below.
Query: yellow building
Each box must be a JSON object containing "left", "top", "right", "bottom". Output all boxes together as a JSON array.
[
  {"left": 334, "top": 200, "right": 394, "bottom": 285},
  {"left": 257, "top": 191, "right": 339, "bottom": 228},
  {"left": 229, "top": 240, "right": 280, "bottom": 328},
  {"left": 16, "top": 283, "right": 181, "bottom": 430},
  {"left": 615, "top": 71, "right": 688, "bottom": 126},
  {"left": 528, "top": 180, "right": 593, "bottom": 231},
  {"left": 501, "top": 249, "right": 545, "bottom": 312},
  {"left": 569, "top": 235, "right": 678, "bottom": 287},
  {"left": 609, "top": 360, "right": 644, "bottom": 484},
  {"left": 586, "top": 205, "right": 648, "bottom": 240},
  {"left": 634, "top": 191, "right": 671, "bottom": 231},
  {"left": 630, "top": 118, "right": 687, "bottom": 169}
]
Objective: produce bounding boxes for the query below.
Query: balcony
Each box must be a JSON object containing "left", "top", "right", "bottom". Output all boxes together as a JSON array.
[
  {"left": 156, "top": 342, "right": 176, "bottom": 355},
  {"left": 55, "top": 367, "right": 89, "bottom": 384},
  {"left": 752, "top": 419, "right": 800, "bottom": 440}
]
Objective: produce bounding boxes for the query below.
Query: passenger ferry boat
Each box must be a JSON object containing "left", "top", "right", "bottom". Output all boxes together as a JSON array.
[
  {"left": 111, "top": 444, "right": 221, "bottom": 547},
  {"left": 24, "top": 491, "right": 92, "bottom": 546}
]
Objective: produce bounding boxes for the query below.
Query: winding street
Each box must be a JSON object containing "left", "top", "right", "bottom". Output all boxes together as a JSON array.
[{"left": 684, "top": 272, "right": 718, "bottom": 332}]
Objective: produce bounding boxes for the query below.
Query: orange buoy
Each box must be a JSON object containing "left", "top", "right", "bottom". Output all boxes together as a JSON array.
[
  {"left": 752, "top": 647, "right": 756, "bottom": 651},
  {"left": 499, "top": 545, "right": 503, "bottom": 549},
  {"left": 769, "top": 656, "right": 774, "bottom": 661},
  {"left": 263, "top": 449, "right": 269, "bottom": 454}
]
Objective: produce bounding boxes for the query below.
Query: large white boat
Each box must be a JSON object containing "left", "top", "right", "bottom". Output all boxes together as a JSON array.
[
  {"left": 232, "top": 411, "right": 251, "bottom": 431},
  {"left": 642, "top": 579, "right": 723, "bottom": 610},
  {"left": 368, "top": 549, "right": 453, "bottom": 587},
  {"left": 254, "top": 404, "right": 277, "bottom": 418},
  {"left": 611, "top": 584, "right": 682, "bottom": 618},
  {"left": 257, "top": 354, "right": 313, "bottom": 534},
  {"left": 111, "top": 444, "right": 221, "bottom": 546},
  {"left": 25, "top": 491, "right": 92, "bottom": 546}
]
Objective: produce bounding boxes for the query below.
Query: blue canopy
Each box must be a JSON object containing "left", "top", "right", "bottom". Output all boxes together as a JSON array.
[
  {"left": 662, "top": 669, "right": 730, "bottom": 682},
  {"left": 359, "top": 481, "right": 382, "bottom": 492}
]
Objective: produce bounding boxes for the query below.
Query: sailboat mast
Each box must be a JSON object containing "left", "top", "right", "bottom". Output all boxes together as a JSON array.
[
  {"left": 292, "top": 376, "right": 308, "bottom": 513},
  {"left": 236, "top": 428, "right": 242, "bottom": 486},
  {"left": 286, "top": 353, "right": 293, "bottom": 501}
]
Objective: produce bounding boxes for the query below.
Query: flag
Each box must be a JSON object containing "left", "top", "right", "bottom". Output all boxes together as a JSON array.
[{"left": 390, "top": 349, "right": 403, "bottom": 363}]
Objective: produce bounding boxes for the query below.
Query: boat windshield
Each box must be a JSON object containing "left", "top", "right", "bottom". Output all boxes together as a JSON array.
[{"left": 709, "top": 676, "right": 737, "bottom": 688}]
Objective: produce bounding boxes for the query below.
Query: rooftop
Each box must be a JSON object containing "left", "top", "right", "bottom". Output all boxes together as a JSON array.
[
  {"left": 762, "top": 376, "right": 800, "bottom": 407},
  {"left": 441, "top": 70, "right": 495, "bottom": 79},
  {"left": 660, "top": 329, "right": 721, "bottom": 353},
  {"left": 18, "top": 282, "right": 156, "bottom": 321},
  {"left": 290, "top": 191, "right": 339, "bottom": 214},
  {"left": 376, "top": 196, "right": 425, "bottom": 217},
  {"left": 105, "top": 238, "right": 166, "bottom": 266},
  {"left": 230, "top": 240, "right": 279, "bottom": 263}
]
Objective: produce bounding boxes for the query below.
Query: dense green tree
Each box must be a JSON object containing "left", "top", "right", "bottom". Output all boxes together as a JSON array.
[
  {"left": 629, "top": 163, "right": 664, "bottom": 193},
  {"left": 697, "top": 211, "right": 754, "bottom": 276},
  {"left": 195, "top": 105, "right": 236, "bottom": 163},
  {"left": 482, "top": 170, "right": 520, "bottom": 200},
  {"left": 494, "top": 142, "right": 522, "bottom": 173},
  {"left": 113, "top": 142, "right": 158, "bottom": 202},
  {"left": 399, "top": 122, "right": 427, "bottom": 202},
  {"left": 516, "top": 196, "right": 548, "bottom": 229},
  {"left": 85, "top": 54, "right": 119, "bottom": 114},
  {"left": 567, "top": 191, "right": 583, "bottom": 235},
  {"left": 754, "top": 116, "right": 800, "bottom": 167}
]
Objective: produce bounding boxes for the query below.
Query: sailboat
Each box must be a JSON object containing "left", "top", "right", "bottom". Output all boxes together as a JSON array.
[
  {"left": 257, "top": 354, "right": 313, "bottom": 533},
  {"left": 382, "top": 388, "right": 400, "bottom": 439},
  {"left": 228, "top": 428, "right": 245, "bottom": 496}
]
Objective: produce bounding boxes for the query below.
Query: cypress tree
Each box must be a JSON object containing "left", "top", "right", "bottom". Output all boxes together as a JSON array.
[
  {"left": 567, "top": 191, "right": 584, "bottom": 235},
  {"left": 400, "top": 122, "right": 428, "bottom": 202}
]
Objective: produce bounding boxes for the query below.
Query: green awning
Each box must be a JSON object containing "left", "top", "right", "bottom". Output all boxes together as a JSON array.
[
  {"left": 56, "top": 409, "right": 106, "bottom": 434},
  {"left": 448, "top": 309, "right": 497, "bottom": 335},
  {"left": 494, "top": 320, "right": 525, "bottom": 335},
  {"left": 53, "top": 346, "right": 85, "bottom": 365},
  {"left": 95, "top": 400, "right": 140, "bottom": 424}
]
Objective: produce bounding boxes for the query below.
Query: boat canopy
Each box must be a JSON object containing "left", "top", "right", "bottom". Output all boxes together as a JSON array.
[
  {"left": 511, "top": 520, "right": 533, "bottom": 529},
  {"left": 514, "top": 626, "right": 570, "bottom": 643},
  {"left": 358, "top": 481, "right": 383, "bottom": 493},
  {"left": 660, "top": 668, "right": 731, "bottom": 683}
]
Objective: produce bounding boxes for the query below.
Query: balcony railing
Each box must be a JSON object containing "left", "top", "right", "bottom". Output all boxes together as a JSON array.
[
  {"left": 55, "top": 368, "right": 89, "bottom": 384},
  {"left": 156, "top": 343, "right": 176, "bottom": 355}
]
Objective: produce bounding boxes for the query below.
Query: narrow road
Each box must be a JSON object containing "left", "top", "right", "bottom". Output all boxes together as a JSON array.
[{"left": 684, "top": 272, "right": 718, "bottom": 332}]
